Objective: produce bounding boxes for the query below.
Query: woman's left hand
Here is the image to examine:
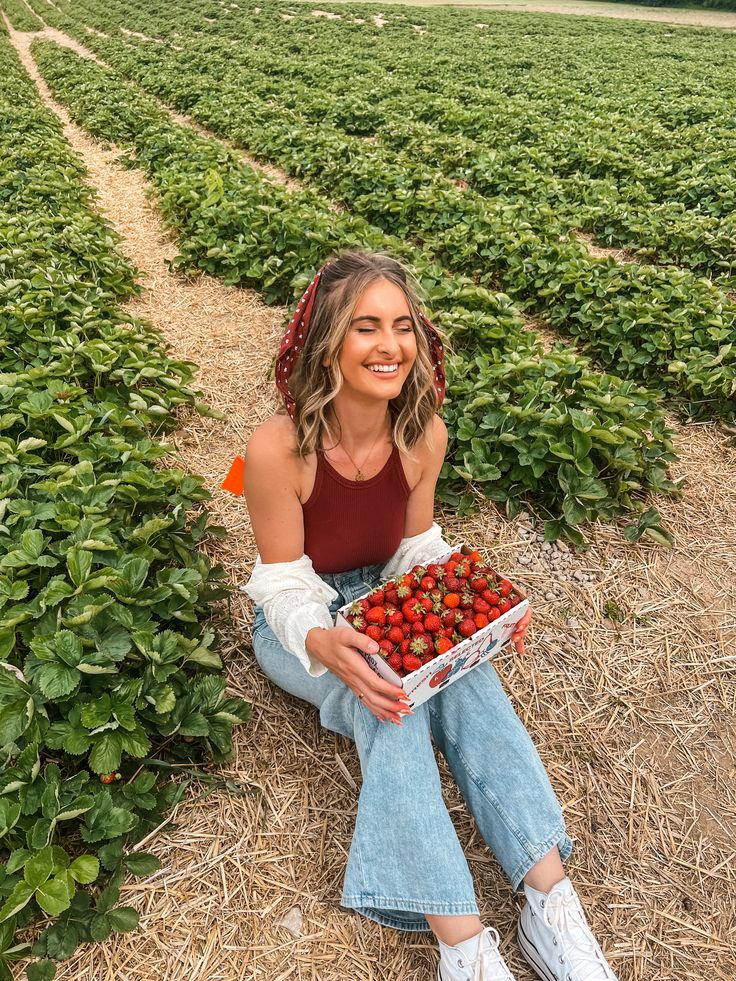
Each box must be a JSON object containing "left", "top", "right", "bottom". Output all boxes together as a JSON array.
[{"left": 510, "top": 586, "right": 532, "bottom": 655}]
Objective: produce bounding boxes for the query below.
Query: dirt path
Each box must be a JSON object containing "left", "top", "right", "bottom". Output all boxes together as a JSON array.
[{"left": 7, "top": 18, "right": 736, "bottom": 981}]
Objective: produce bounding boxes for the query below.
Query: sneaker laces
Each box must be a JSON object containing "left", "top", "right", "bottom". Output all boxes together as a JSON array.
[
  {"left": 543, "top": 888, "right": 608, "bottom": 980},
  {"left": 456, "top": 927, "right": 511, "bottom": 981}
]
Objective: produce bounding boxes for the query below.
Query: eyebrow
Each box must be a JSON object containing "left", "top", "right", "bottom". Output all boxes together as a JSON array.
[{"left": 350, "top": 314, "right": 414, "bottom": 324}]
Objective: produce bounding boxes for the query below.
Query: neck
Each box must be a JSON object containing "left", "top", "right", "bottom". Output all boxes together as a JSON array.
[{"left": 324, "top": 394, "right": 391, "bottom": 455}]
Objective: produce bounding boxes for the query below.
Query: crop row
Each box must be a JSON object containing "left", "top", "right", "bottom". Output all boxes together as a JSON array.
[
  {"left": 30, "top": 38, "right": 683, "bottom": 549},
  {"left": 47, "top": 0, "right": 736, "bottom": 229},
  {"left": 0, "top": 0, "right": 43, "bottom": 31},
  {"left": 40, "top": 19, "right": 736, "bottom": 423},
  {"left": 0, "top": 30, "right": 251, "bottom": 979}
]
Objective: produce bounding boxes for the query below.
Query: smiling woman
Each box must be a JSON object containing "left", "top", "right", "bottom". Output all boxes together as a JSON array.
[{"left": 238, "top": 249, "right": 615, "bottom": 980}]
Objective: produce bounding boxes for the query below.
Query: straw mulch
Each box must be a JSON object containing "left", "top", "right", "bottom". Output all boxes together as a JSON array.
[{"left": 9, "top": 21, "right": 736, "bottom": 981}]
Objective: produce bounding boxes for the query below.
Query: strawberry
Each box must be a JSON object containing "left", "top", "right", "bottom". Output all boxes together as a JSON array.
[
  {"left": 427, "top": 563, "right": 446, "bottom": 581},
  {"left": 460, "top": 591, "right": 474, "bottom": 610},
  {"left": 483, "top": 590, "right": 500, "bottom": 605},
  {"left": 499, "top": 579, "right": 514, "bottom": 598},
  {"left": 402, "top": 599, "right": 424, "bottom": 623},
  {"left": 401, "top": 621, "right": 412, "bottom": 636},
  {"left": 509, "top": 595, "right": 522, "bottom": 607},
  {"left": 367, "top": 587, "right": 385, "bottom": 606},
  {"left": 419, "top": 596, "right": 433, "bottom": 613},
  {"left": 454, "top": 561, "right": 471, "bottom": 579},
  {"left": 384, "top": 588, "right": 399, "bottom": 606},
  {"left": 366, "top": 624, "right": 383, "bottom": 643},
  {"left": 444, "top": 575, "right": 463, "bottom": 592},
  {"left": 420, "top": 653, "right": 434, "bottom": 665},
  {"left": 403, "top": 653, "right": 423, "bottom": 672},
  {"left": 474, "top": 613, "right": 489, "bottom": 629},
  {"left": 349, "top": 598, "right": 371, "bottom": 617},
  {"left": 466, "top": 549, "right": 483, "bottom": 564},
  {"left": 378, "top": 640, "right": 393, "bottom": 657},
  {"left": 365, "top": 606, "right": 387, "bottom": 628},
  {"left": 411, "top": 620, "right": 427, "bottom": 636},
  {"left": 434, "top": 636, "right": 453, "bottom": 655},
  {"left": 386, "top": 608, "right": 403, "bottom": 627},
  {"left": 472, "top": 596, "right": 491, "bottom": 614},
  {"left": 423, "top": 613, "right": 443, "bottom": 634},
  {"left": 387, "top": 626, "right": 405, "bottom": 645},
  {"left": 395, "top": 582, "right": 412, "bottom": 601},
  {"left": 420, "top": 575, "right": 436, "bottom": 592},
  {"left": 470, "top": 576, "right": 488, "bottom": 593},
  {"left": 350, "top": 614, "right": 365, "bottom": 631},
  {"left": 450, "top": 552, "right": 465, "bottom": 563},
  {"left": 497, "top": 598, "right": 511, "bottom": 615},
  {"left": 441, "top": 608, "right": 458, "bottom": 628},
  {"left": 400, "top": 638, "right": 412, "bottom": 655},
  {"left": 443, "top": 592, "right": 461, "bottom": 609},
  {"left": 488, "top": 607, "right": 501, "bottom": 621},
  {"left": 387, "top": 651, "right": 402, "bottom": 672},
  {"left": 457, "top": 619, "right": 477, "bottom": 638},
  {"left": 409, "top": 635, "right": 431, "bottom": 657},
  {"left": 441, "top": 626, "right": 454, "bottom": 639},
  {"left": 100, "top": 772, "right": 120, "bottom": 784}
]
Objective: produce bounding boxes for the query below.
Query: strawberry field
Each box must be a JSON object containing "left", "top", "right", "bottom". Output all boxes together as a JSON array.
[{"left": 1, "top": 0, "right": 735, "bottom": 978}]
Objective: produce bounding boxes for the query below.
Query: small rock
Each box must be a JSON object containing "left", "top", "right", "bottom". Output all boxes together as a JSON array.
[
  {"left": 567, "top": 617, "right": 581, "bottom": 630},
  {"left": 518, "top": 555, "right": 531, "bottom": 565},
  {"left": 556, "top": 540, "right": 570, "bottom": 553},
  {"left": 274, "top": 905, "right": 303, "bottom": 938},
  {"left": 573, "top": 570, "right": 586, "bottom": 581},
  {"left": 545, "top": 591, "right": 556, "bottom": 601}
]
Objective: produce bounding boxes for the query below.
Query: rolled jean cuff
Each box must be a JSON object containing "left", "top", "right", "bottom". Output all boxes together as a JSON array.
[
  {"left": 341, "top": 894, "right": 480, "bottom": 933},
  {"left": 509, "top": 827, "right": 574, "bottom": 893}
]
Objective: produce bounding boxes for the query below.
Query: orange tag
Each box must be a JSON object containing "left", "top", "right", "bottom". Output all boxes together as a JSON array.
[{"left": 221, "top": 454, "right": 245, "bottom": 496}]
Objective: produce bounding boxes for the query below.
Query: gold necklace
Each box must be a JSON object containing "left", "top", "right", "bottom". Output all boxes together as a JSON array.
[{"left": 324, "top": 415, "right": 389, "bottom": 481}]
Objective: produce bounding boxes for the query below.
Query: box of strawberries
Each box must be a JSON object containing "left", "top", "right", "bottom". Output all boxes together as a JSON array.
[{"left": 335, "top": 544, "right": 529, "bottom": 708}]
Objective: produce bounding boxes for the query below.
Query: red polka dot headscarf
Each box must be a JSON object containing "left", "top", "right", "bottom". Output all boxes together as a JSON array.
[{"left": 275, "top": 261, "right": 447, "bottom": 422}]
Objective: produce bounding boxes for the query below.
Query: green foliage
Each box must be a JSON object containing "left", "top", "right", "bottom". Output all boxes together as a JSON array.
[
  {"left": 0, "top": 34, "right": 250, "bottom": 979},
  {"left": 0, "top": 0, "right": 42, "bottom": 31}
]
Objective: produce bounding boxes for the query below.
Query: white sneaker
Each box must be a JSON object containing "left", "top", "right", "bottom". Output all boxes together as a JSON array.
[
  {"left": 437, "top": 926, "right": 518, "bottom": 981},
  {"left": 517, "top": 878, "right": 618, "bottom": 980}
]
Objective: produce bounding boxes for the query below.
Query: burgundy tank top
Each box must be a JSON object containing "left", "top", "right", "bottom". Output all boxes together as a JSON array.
[{"left": 303, "top": 443, "right": 411, "bottom": 574}]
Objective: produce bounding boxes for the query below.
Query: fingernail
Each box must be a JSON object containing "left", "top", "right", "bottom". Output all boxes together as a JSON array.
[
  {"left": 391, "top": 719, "right": 403, "bottom": 727},
  {"left": 398, "top": 708, "right": 413, "bottom": 716}
]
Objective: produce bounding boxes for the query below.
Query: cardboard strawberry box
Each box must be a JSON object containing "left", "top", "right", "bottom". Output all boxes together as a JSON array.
[{"left": 334, "top": 544, "right": 529, "bottom": 708}]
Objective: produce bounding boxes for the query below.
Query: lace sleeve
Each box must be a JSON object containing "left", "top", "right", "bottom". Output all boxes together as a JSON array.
[{"left": 379, "top": 521, "right": 454, "bottom": 581}]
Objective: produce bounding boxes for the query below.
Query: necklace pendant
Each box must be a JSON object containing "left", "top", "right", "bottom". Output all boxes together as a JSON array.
[{"left": 355, "top": 471, "right": 365, "bottom": 481}]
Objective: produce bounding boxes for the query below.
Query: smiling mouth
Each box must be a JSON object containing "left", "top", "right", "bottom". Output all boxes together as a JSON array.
[{"left": 364, "top": 364, "right": 400, "bottom": 376}]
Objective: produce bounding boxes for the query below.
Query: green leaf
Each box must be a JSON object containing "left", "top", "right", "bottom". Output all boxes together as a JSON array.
[
  {"left": 26, "top": 960, "right": 57, "bottom": 981},
  {"left": 0, "top": 880, "right": 35, "bottom": 922},
  {"left": 23, "top": 847, "right": 54, "bottom": 890},
  {"left": 68, "top": 855, "right": 99, "bottom": 884},
  {"left": 66, "top": 547, "right": 93, "bottom": 588},
  {"left": 35, "top": 877, "right": 72, "bottom": 917},
  {"left": 108, "top": 906, "right": 140, "bottom": 932},
  {"left": 124, "top": 853, "right": 161, "bottom": 876},
  {"left": 88, "top": 732, "right": 123, "bottom": 774}
]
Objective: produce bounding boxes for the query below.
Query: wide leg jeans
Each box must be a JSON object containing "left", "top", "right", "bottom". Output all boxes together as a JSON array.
[{"left": 250, "top": 561, "right": 573, "bottom": 933}]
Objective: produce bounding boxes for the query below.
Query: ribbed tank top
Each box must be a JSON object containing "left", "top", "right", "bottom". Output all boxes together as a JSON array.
[{"left": 303, "top": 443, "right": 411, "bottom": 574}]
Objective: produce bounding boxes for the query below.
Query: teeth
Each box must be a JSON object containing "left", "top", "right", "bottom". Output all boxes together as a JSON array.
[{"left": 367, "top": 364, "right": 398, "bottom": 373}]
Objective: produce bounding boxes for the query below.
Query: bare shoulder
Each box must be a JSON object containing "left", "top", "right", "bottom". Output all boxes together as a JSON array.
[
  {"left": 247, "top": 413, "right": 298, "bottom": 462},
  {"left": 425, "top": 413, "right": 448, "bottom": 467}
]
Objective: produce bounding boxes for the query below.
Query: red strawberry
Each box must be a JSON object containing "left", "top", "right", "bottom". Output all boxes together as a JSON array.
[
  {"left": 509, "top": 595, "right": 522, "bottom": 607},
  {"left": 466, "top": 549, "right": 483, "bottom": 564},
  {"left": 411, "top": 620, "right": 427, "bottom": 636},
  {"left": 387, "top": 651, "right": 403, "bottom": 672},
  {"left": 409, "top": 635, "right": 431, "bottom": 657},
  {"left": 349, "top": 598, "right": 371, "bottom": 617},
  {"left": 420, "top": 653, "right": 434, "bottom": 665},
  {"left": 450, "top": 552, "right": 465, "bottom": 563},
  {"left": 488, "top": 607, "right": 501, "bottom": 621},
  {"left": 483, "top": 590, "right": 500, "bottom": 605},
  {"left": 400, "top": 638, "right": 412, "bottom": 655},
  {"left": 350, "top": 614, "right": 365, "bottom": 631},
  {"left": 434, "top": 636, "right": 453, "bottom": 655},
  {"left": 472, "top": 597, "right": 491, "bottom": 614},
  {"left": 497, "top": 598, "right": 511, "bottom": 615},
  {"left": 401, "top": 621, "right": 412, "bottom": 637},
  {"left": 365, "top": 606, "right": 387, "bottom": 628},
  {"left": 441, "top": 626, "right": 454, "bottom": 639},
  {"left": 366, "top": 624, "right": 383, "bottom": 642},
  {"left": 499, "top": 579, "right": 513, "bottom": 598},
  {"left": 427, "top": 563, "right": 446, "bottom": 581},
  {"left": 423, "top": 613, "right": 442, "bottom": 634},
  {"left": 457, "top": 619, "right": 477, "bottom": 638},
  {"left": 387, "top": 626, "right": 405, "bottom": 645},
  {"left": 443, "top": 592, "right": 461, "bottom": 609},
  {"left": 403, "top": 653, "right": 423, "bottom": 672},
  {"left": 445, "top": 575, "right": 463, "bottom": 592},
  {"left": 470, "top": 576, "right": 488, "bottom": 593},
  {"left": 474, "top": 613, "right": 489, "bottom": 629},
  {"left": 367, "top": 587, "right": 385, "bottom": 606},
  {"left": 420, "top": 575, "right": 436, "bottom": 592},
  {"left": 401, "top": 599, "right": 424, "bottom": 623},
  {"left": 378, "top": 640, "right": 393, "bottom": 657},
  {"left": 441, "top": 608, "right": 458, "bottom": 628},
  {"left": 454, "top": 561, "right": 471, "bottom": 579},
  {"left": 460, "top": 591, "right": 474, "bottom": 610},
  {"left": 386, "top": 608, "right": 403, "bottom": 627},
  {"left": 419, "top": 596, "right": 433, "bottom": 613}
]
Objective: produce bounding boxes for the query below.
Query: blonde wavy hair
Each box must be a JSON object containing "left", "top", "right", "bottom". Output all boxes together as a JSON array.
[{"left": 276, "top": 249, "right": 453, "bottom": 465}]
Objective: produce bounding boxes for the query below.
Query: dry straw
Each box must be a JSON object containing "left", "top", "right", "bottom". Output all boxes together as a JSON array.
[{"left": 7, "top": 20, "right": 736, "bottom": 981}]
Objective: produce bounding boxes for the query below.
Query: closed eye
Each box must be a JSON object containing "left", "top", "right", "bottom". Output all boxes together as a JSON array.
[{"left": 357, "top": 327, "right": 413, "bottom": 333}]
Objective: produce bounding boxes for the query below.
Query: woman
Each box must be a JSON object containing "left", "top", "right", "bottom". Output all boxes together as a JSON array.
[{"left": 241, "top": 250, "right": 617, "bottom": 980}]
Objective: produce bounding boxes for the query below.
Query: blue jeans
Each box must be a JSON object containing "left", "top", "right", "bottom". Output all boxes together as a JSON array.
[{"left": 251, "top": 561, "right": 573, "bottom": 933}]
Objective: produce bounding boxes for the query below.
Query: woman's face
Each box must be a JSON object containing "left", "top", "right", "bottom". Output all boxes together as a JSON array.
[{"left": 329, "top": 277, "right": 418, "bottom": 401}]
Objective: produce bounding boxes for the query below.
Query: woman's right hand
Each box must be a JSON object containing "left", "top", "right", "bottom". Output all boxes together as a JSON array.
[{"left": 307, "top": 626, "right": 412, "bottom": 724}]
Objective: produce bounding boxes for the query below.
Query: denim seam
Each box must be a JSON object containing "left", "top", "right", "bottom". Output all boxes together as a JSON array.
[
  {"left": 427, "top": 702, "right": 538, "bottom": 859},
  {"left": 341, "top": 895, "right": 480, "bottom": 914},
  {"left": 508, "top": 825, "right": 573, "bottom": 891}
]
